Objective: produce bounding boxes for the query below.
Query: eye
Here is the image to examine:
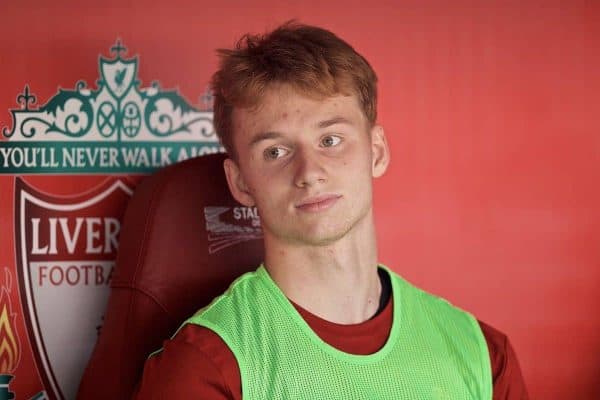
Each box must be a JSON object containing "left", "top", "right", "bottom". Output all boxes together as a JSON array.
[
  {"left": 263, "top": 146, "right": 289, "bottom": 160},
  {"left": 320, "top": 135, "right": 342, "bottom": 147}
]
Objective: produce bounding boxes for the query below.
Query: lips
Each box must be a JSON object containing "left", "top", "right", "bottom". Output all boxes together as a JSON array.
[{"left": 295, "top": 194, "right": 342, "bottom": 212}]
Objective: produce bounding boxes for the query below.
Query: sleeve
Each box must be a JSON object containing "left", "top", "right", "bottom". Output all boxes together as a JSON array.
[
  {"left": 478, "top": 320, "right": 529, "bottom": 400},
  {"left": 133, "top": 324, "right": 241, "bottom": 400}
]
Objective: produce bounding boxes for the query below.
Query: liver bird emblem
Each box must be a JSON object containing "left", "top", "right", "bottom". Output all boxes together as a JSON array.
[{"left": 114, "top": 69, "right": 126, "bottom": 89}]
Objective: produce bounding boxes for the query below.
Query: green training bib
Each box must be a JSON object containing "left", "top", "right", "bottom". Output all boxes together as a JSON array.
[{"left": 184, "top": 265, "right": 492, "bottom": 400}]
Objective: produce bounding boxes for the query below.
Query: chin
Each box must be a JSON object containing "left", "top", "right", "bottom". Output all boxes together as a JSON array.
[
  {"left": 263, "top": 207, "right": 370, "bottom": 247},
  {"left": 283, "top": 223, "right": 354, "bottom": 247}
]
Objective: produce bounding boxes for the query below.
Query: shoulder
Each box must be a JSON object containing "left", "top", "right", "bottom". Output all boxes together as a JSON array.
[
  {"left": 190, "top": 268, "right": 263, "bottom": 322},
  {"left": 477, "top": 320, "right": 530, "bottom": 399},
  {"left": 386, "top": 267, "right": 478, "bottom": 324},
  {"left": 387, "top": 269, "right": 490, "bottom": 359},
  {"left": 135, "top": 324, "right": 241, "bottom": 399}
]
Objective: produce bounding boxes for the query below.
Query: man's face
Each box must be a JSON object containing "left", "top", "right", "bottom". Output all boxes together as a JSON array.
[{"left": 224, "top": 85, "right": 389, "bottom": 247}]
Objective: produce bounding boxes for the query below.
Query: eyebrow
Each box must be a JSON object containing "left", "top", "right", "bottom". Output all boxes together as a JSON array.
[
  {"left": 249, "top": 131, "right": 283, "bottom": 148},
  {"left": 248, "top": 116, "right": 354, "bottom": 147},
  {"left": 317, "top": 116, "right": 353, "bottom": 129}
]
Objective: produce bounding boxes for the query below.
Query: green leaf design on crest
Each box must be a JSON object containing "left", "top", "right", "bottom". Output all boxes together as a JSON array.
[
  {"left": 146, "top": 90, "right": 198, "bottom": 114},
  {"left": 145, "top": 90, "right": 213, "bottom": 137}
]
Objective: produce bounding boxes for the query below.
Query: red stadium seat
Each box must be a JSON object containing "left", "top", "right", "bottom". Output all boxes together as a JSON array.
[{"left": 77, "top": 154, "right": 264, "bottom": 399}]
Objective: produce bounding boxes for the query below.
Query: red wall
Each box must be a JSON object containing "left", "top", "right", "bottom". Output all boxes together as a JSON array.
[{"left": 1, "top": 1, "right": 598, "bottom": 398}]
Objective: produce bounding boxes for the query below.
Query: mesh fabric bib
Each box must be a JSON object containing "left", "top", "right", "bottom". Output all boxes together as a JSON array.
[{"left": 185, "top": 266, "right": 492, "bottom": 399}]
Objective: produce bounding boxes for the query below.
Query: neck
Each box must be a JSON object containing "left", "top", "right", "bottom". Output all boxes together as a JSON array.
[{"left": 263, "top": 211, "right": 381, "bottom": 325}]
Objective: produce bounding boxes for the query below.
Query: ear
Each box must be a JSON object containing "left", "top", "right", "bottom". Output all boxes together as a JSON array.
[
  {"left": 370, "top": 124, "right": 390, "bottom": 178},
  {"left": 223, "top": 158, "right": 256, "bottom": 207}
]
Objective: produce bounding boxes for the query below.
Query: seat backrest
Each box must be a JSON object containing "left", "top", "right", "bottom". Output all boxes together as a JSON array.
[{"left": 77, "top": 153, "right": 264, "bottom": 399}]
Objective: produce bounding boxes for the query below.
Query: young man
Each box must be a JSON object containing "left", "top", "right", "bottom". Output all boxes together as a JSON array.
[{"left": 135, "top": 23, "right": 528, "bottom": 399}]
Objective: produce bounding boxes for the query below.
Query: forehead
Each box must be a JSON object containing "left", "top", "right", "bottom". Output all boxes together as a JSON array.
[{"left": 231, "top": 85, "right": 365, "bottom": 139}]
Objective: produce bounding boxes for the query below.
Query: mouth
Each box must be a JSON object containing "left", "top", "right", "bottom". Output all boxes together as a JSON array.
[{"left": 295, "top": 194, "right": 342, "bottom": 212}]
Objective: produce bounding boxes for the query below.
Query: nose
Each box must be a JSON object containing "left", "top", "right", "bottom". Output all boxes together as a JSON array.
[{"left": 293, "top": 147, "right": 327, "bottom": 188}]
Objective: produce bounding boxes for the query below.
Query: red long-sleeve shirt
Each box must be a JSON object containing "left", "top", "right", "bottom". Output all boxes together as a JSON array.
[{"left": 135, "top": 293, "right": 529, "bottom": 399}]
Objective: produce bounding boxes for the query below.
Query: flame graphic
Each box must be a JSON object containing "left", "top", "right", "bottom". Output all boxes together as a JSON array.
[{"left": 0, "top": 269, "right": 20, "bottom": 373}]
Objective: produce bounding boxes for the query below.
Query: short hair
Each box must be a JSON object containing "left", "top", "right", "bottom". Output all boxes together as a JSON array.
[{"left": 210, "top": 21, "right": 378, "bottom": 159}]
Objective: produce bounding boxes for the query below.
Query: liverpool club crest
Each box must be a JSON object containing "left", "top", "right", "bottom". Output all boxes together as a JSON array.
[{"left": 14, "top": 178, "right": 133, "bottom": 399}]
